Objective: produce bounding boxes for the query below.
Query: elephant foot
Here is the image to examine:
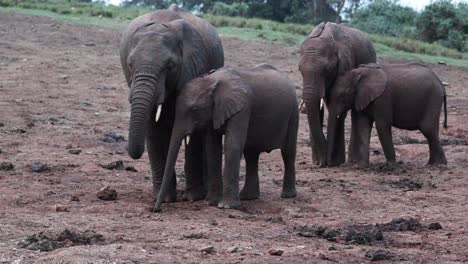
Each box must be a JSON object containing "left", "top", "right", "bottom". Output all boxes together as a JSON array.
[
  {"left": 239, "top": 188, "right": 260, "bottom": 201},
  {"left": 183, "top": 186, "right": 206, "bottom": 202},
  {"left": 153, "top": 188, "right": 177, "bottom": 203},
  {"left": 217, "top": 198, "right": 241, "bottom": 210},
  {"left": 427, "top": 158, "right": 447, "bottom": 166},
  {"left": 205, "top": 192, "right": 222, "bottom": 206},
  {"left": 281, "top": 188, "right": 297, "bottom": 198}
]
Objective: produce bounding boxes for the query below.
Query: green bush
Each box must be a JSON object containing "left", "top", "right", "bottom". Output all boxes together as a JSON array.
[
  {"left": 352, "top": 0, "right": 418, "bottom": 38},
  {"left": 417, "top": 1, "right": 466, "bottom": 51},
  {"left": 209, "top": 2, "right": 248, "bottom": 18}
]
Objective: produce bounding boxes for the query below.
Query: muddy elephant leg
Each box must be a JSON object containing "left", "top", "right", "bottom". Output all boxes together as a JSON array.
[
  {"left": 281, "top": 115, "right": 298, "bottom": 198},
  {"left": 421, "top": 127, "right": 447, "bottom": 165},
  {"left": 375, "top": 120, "right": 396, "bottom": 164},
  {"left": 147, "top": 122, "right": 176, "bottom": 202},
  {"left": 349, "top": 113, "right": 373, "bottom": 167},
  {"left": 184, "top": 131, "right": 207, "bottom": 201},
  {"left": 305, "top": 98, "right": 327, "bottom": 167},
  {"left": 204, "top": 129, "right": 223, "bottom": 206},
  {"left": 327, "top": 115, "right": 346, "bottom": 166},
  {"left": 240, "top": 151, "right": 260, "bottom": 200}
]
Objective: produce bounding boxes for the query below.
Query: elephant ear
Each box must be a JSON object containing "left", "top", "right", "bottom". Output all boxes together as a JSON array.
[
  {"left": 212, "top": 76, "right": 249, "bottom": 130},
  {"left": 309, "top": 22, "right": 326, "bottom": 38},
  {"left": 164, "top": 19, "right": 206, "bottom": 86},
  {"left": 354, "top": 65, "right": 388, "bottom": 111},
  {"left": 337, "top": 45, "right": 353, "bottom": 75}
]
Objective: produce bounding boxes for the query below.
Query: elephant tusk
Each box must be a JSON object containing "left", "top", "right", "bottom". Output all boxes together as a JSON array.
[
  {"left": 185, "top": 135, "right": 190, "bottom": 145},
  {"left": 320, "top": 99, "right": 324, "bottom": 110},
  {"left": 336, "top": 114, "right": 340, "bottom": 119},
  {"left": 298, "top": 99, "right": 304, "bottom": 110},
  {"left": 155, "top": 104, "right": 162, "bottom": 123}
]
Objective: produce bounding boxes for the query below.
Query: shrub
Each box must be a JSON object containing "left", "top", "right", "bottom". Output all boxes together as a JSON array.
[
  {"left": 209, "top": 2, "right": 249, "bottom": 18},
  {"left": 417, "top": 0, "right": 466, "bottom": 51}
]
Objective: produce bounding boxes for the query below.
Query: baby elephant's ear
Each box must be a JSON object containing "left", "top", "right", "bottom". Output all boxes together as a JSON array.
[
  {"left": 212, "top": 78, "right": 249, "bottom": 130},
  {"left": 354, "top": 66, "right": 388, "bottom": 111}
]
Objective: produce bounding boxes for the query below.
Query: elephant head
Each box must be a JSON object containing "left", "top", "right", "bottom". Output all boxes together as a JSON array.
[
  {"left": 154, "top": 71, "right": 249, "bottom": 211},
  {"left": 125, "top": 19, "right": 204, "bottom": 159},
  {"left": 298, "top": 22, "right": 353, "bottom": 166},
  {"left": 326, "top": 64, "right": 387, "bottom": 162}
]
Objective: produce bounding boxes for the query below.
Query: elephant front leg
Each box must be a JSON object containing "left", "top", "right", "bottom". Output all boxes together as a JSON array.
[
  {"left": 240, "top": 151, "right": 260, "bottom": 200},
  {"left": 146, "top": 123, "right": 177, "bottom": 203},
  {"left": 375, "top": 121, "right": 396, "bottom": 164},
  {"left": 349, "top": 112, "right": 373, "bottom": 167},
  {"left": 184, "top": 131, "right": 207, "bottom": 202},
  {"left": 204, "top": 129, "right": 223, "bottom": 206}
]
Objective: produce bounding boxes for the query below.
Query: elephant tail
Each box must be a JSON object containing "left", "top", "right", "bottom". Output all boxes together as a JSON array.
[{"left": 443, "top": 91, "right": 447, "bottom": 129}]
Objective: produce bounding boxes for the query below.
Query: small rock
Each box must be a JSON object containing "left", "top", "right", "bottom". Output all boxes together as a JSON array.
[
  {"left": 70, "top": 195, "right": 80, "bottom": 202},
  {"left": 101, "top": 132, "right": 125, "bottom": 143},
  {"left": 227, "top": 246, "right": 240, "bottom": 253},
  {"left": 438, "top": 61, "right": 447, "bottom": 65},
  {"left": 100, "top": 160, "right": 124, "bottom": 170},
  {"left": 68, "top": 149, "right": 82, "bottom": 155},
  {"left": 125, "top": 166, "right": 138, "bottom": 172},
  {"left": 268, "top": 248, "right": 283, "bottom": 256},
  {"left": 97, "top": 186, "right": 117, "bottom": 201},
  {"left": 31, "top": 161, "right": 49, "bottom": 172},
  {"left": 365, "top": 249, "right": 396, "bottom": 261},
  {"left": 428, "top": 222, "right": 442, "bottom": 230},
  {"left": 0, "top": 162, "right": 14, "bottom": 171},
  {"left": 55, "top": 204, "right": 69, "bottom": 212},
  {"left": 200, "top": 245, "right": 215, "bottom": 254},
  {"left": 328, "top": 245, "right": 337, "bottom": 251}
]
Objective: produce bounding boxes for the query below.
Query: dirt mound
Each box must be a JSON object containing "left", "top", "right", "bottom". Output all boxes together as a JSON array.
[{"left": 18, "top": 229, "right": 105, "bottom": 251}]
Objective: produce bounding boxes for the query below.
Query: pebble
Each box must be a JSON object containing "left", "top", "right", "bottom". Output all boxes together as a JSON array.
[
  {"left": 55, "top": 204, "right": 69, "bottom": 212},
  {"left": 31, "top": 161, "right": 49, "bottom": 172},
  {"left": 200, "top": 245, "right": 215, "bottom": 254},
  {"left": 268, "top": 248, "right": 284, "bottom": 256},
  {"left": 97, "top": 186, "right": 118, "bottom": 201},
  {"left": 68, "top": 149, "right": 82, "bottom": 155}
]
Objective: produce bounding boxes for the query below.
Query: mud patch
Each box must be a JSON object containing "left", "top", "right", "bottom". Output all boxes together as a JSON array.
[
  {"left": 385, "top": 178, "right": 425, "bottom": 191},
  {"left": 296, "top": 225, "right": 339, "bottom": 241},
  {"left": 344, "top": 225, "right": 384, "bottom": 245},
  {"left": 365, "top": 249, "right": 398, "bottom": 261},
  {"left": 0, "top": 162, "right": 14, "bottom": 171},
  {"left": 18, "top": 229, "right": 105, "bottom": 251}
]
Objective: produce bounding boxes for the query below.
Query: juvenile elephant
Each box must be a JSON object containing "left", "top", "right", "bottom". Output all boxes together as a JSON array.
[
  {"left": 119, "top": 5, "right": 224, "bottom": 203},
  {"left": 299, "top": 22, "right": 376, "bottom": 167},
  {"left": 327, "top": 63, "right": 448, "bottom": 166},
  {"left": 154, "top": 64, "right": 299, "bottom": 211}
]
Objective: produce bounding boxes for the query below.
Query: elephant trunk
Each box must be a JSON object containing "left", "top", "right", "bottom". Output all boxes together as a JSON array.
[
  {"left": 127, "top": 70, "right": 165, "bottom": 160},
  {"left": 303, "top": 78, "right": 327, "bottom": 166},
  {"left": 154, "top": 126, "right": 185, "bottom": 212}
]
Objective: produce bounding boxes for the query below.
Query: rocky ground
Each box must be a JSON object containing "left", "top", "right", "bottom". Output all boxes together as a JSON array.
[{"left": 0, "top": 12, "right": 467, "bottom": 263}]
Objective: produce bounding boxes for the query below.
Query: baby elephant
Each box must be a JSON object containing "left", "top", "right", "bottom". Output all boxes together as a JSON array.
[
  {"left": 155, "top": 64, "right": 299, "bottom": 211},
  {"left": 327, "top": 63, "right": 447, "bottom": 166}
]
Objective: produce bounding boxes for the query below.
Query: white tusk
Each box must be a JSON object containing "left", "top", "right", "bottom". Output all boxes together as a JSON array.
[
  {"left": 336, "top": 114, "right": 340, "bottom": 119},
  {"left": 320, "top": 99, "right": 324, "bottom": 110},
  {"left": 222, "top": 135, "right": 225, "bottom": 144},
  {"left": 185, "top": 135, "right": 190, "bottom": 145},
  {"left": 155, "top": 104, "right": 162, "bottom": 123}
]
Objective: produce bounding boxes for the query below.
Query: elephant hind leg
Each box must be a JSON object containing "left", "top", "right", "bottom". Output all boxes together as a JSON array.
[
  {"left": 280, "top": 115, "right": 298, "bottom": 198},
  {"left": 420, "top": 126, "right": 447, "bottom": 165},
  {"left": 240, "top": 151, "right": 260, "bottom": 200}
]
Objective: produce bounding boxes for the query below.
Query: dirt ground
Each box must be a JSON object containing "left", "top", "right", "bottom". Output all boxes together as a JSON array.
[{"left": 1, "top": 13, "right": 467, "bottom": 263}]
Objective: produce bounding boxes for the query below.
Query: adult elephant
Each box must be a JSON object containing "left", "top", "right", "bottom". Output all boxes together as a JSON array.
[
  {"left": 119, "top": 4, "right": 224, "bottom": 203},
  {"left": 298, "top": 22, "right": 376, "bottom": 167}
]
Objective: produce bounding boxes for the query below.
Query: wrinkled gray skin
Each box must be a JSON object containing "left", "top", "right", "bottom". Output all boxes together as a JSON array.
[
  {"left": 299, "top": 22, "right": 376, "bottom": 167},
  {"left": 327, "top": 63, "right": 448, "bottom": 166},
  {"left": 155, "top": 64, "right": 299, "bottom": 211},
  {"left": 119, "top": 5, "right": 224, "bottom": 203}
]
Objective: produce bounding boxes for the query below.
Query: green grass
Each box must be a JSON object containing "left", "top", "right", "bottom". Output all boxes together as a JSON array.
[{"left": 0, "top": 0, "right": 466, "bottom": 67}]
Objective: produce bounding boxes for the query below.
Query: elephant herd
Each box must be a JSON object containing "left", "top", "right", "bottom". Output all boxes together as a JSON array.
[{"left": 119, "top": 5, "right": 448, "bottom": 212}]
